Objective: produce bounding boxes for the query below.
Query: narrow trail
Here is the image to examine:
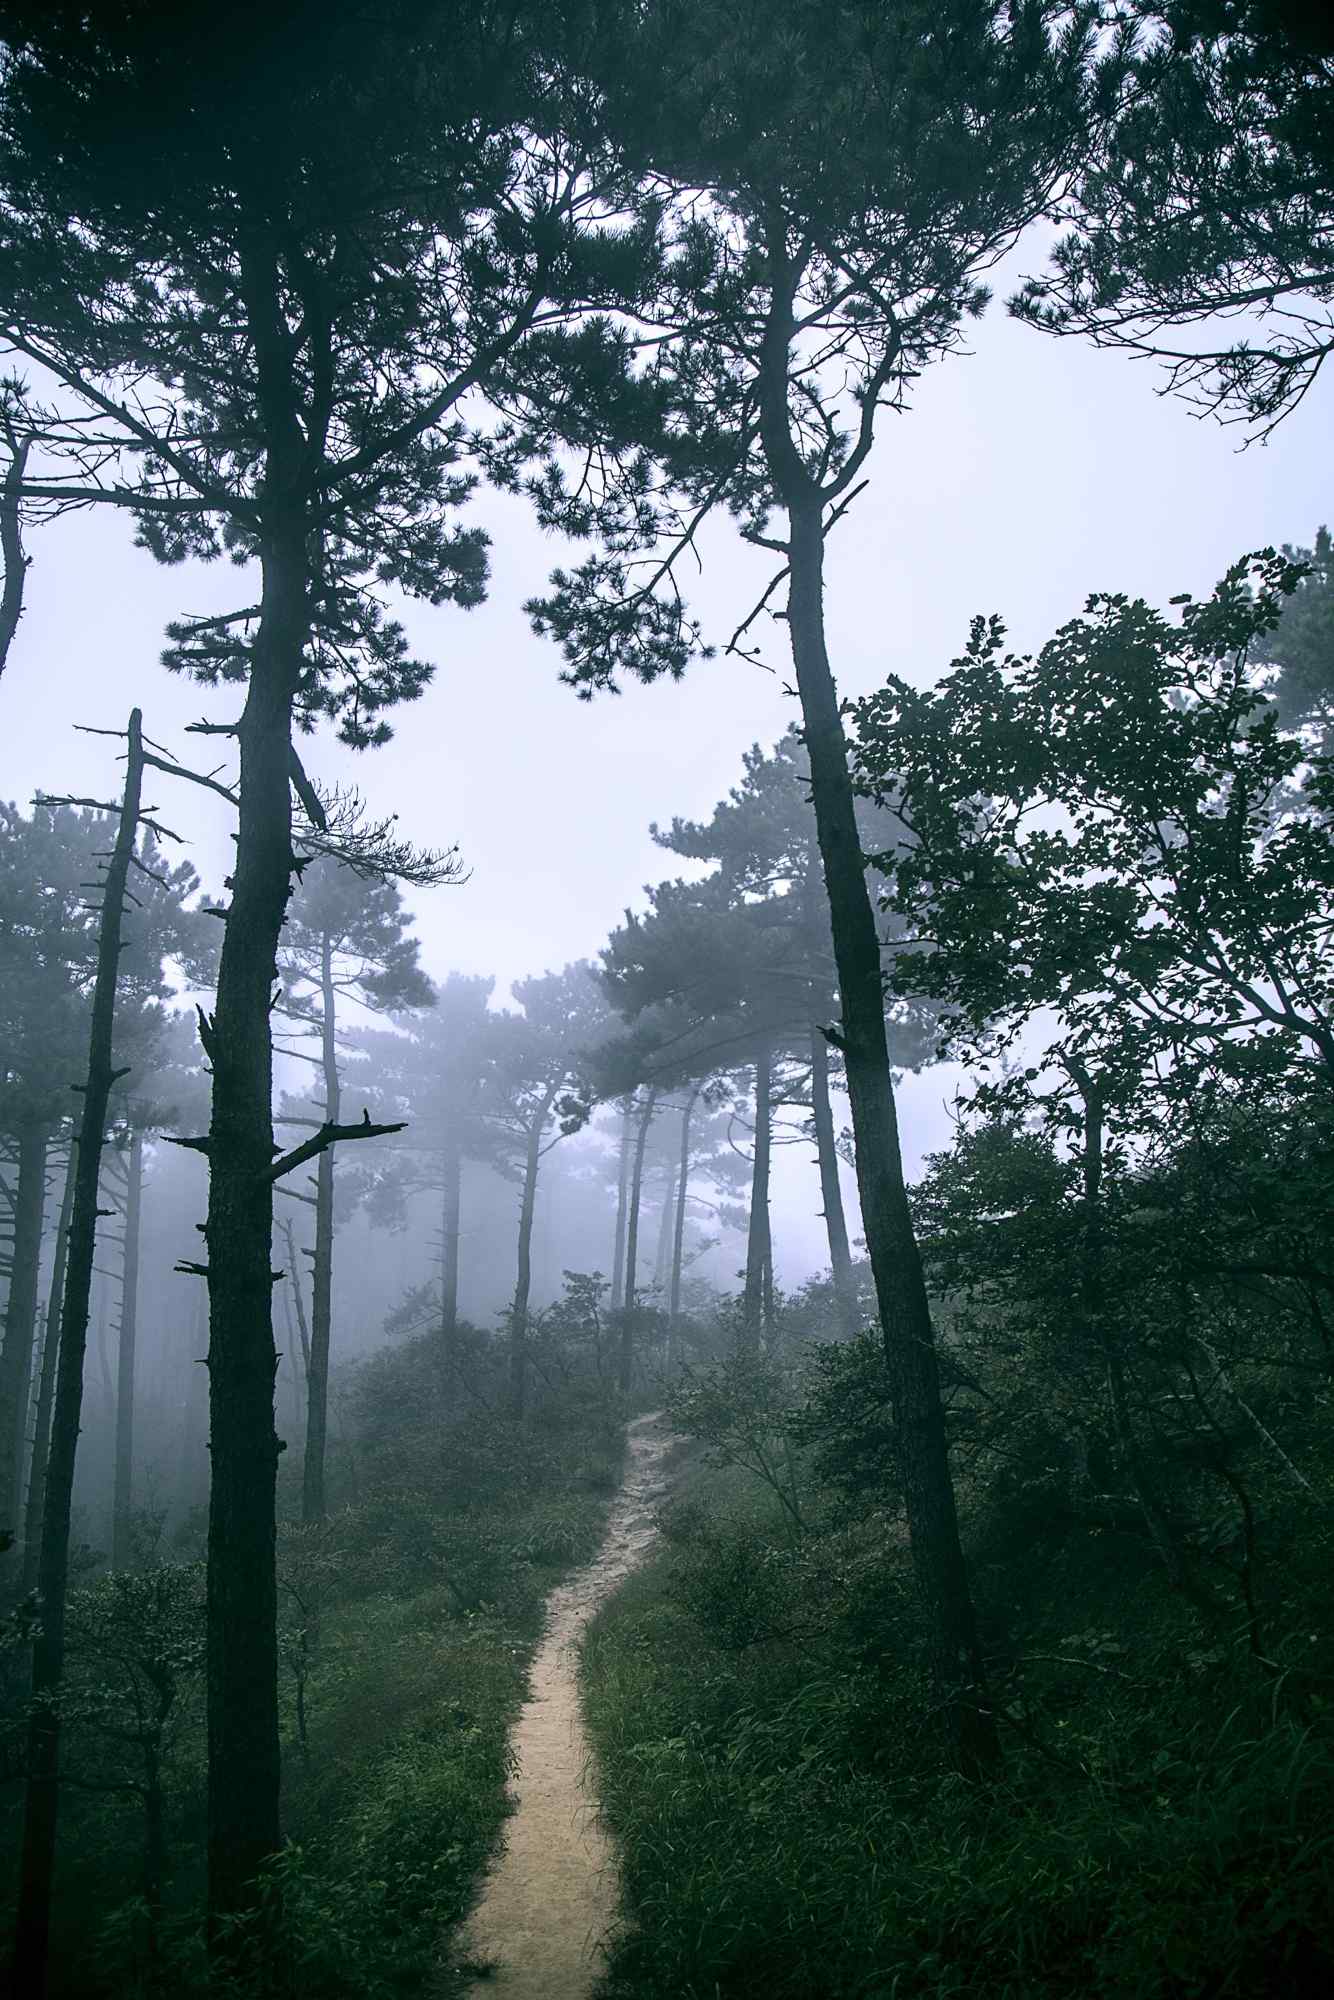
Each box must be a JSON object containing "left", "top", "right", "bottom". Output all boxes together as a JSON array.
[{"left": 457, "top": 1410, "right": 674, "bottom": 1999}]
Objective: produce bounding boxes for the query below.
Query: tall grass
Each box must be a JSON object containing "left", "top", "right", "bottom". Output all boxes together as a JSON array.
[{"left": 582, "top": 1469, "right": 1334, "bottom": 1999}]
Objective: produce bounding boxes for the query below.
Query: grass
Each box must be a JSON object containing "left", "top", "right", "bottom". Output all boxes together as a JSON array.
[
  {"left": 580, "top": 1459, "right": 1334, "bottom": 1999},
  {"left": 3, "top": 1391, "right": 626, "bottom": 1998}
]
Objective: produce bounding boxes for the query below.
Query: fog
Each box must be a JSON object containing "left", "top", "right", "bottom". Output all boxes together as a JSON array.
[{"left": 1, "top": 7, "right": 1331, "bottom": 1986}]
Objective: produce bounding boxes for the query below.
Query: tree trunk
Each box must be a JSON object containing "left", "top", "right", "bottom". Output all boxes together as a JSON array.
[
  {"left": 742, "top": 1041, "right": 773, "bottom": 1355},
  {"left": 780, "top": 477, "right": 997, "bottom": 1773},
  {"left": 23, "top": 1143, "right": 75, "bottom": 1594},
  {"left": 509, "top": 1091, "right": 556, "bottom": 1419},
  {"left": 277, "top": 1260, "right": 304, "bottom": 1443},
  {"left": 619, "top": 1089, "right": 656, "bottom": 1394},
  {"left": 201, "top": 296, "right": 306, "bottom": 1923},
  {"left": 14, "top": 710, "right": 144, "bottom": 1992},
  {"left": 652, "top": 1167, "right": 674, "bottom": 1292},
  {"left": 0, "top": 433, "right": 31, "bottom": 679},
  {"left": 439, "top": 1135, "right": 461, "bottom": 1366},
  {"left": 610, "top": 1100, "right": 632, "bottom": 1309},
  {"left": 810, "top": 1026, "right": 857, "bottom": 1335},
  {"left": 303, "top": 932, "right": 339, "bottom": 1524},
  {"left": 667, "top": 1083, "right": 698, "bottom": 1371},
  {"left": 280, "top": 1217, "right": 313, "bottom": 1388},
  {"left": 0, "top": 1121, "right": 49, "bottom": 1549},
  {"left": 112, "top": 1127, "right": 144, "bottom": 1572}
]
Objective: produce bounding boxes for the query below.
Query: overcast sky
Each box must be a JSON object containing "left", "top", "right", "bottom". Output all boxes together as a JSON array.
[{"left": 3, "top": 257, "right": 1328, "bottom": 1282}]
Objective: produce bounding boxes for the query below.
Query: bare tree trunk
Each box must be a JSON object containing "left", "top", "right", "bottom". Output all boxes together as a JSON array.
[
  {"left": 652, "top": 1167, "right": 674, "bottom": 1292},
  {"left": 112, "top": 1127, "right": 144, "bottom": 1571},
  {"left": 667, "top": 1083, "right": 699, "bottom": 1371},
  {"left": 742, "top": 1041, "right": 773, "bottom": 1355},
  {"left": 15, "top": 709, "right": 144, "bottom": 1991},
  {"left": 810, "top": 1026, "right": 857, "bottom": 1335},
  {"left": 303, "top": 932, "right": 339, "bottom": 1523},
  {"left": 201, "top": 328, "right": 304, "bottom": 1924},
  {"left": 0, "top": 1121, "right": 49, "bottom": 1550},
  {"left": 22, "top": 1143, "right": 75, "bottom": 1594},
  {"left": 277, "top": 1259, "right": 304, "bottom": 1443},
  {"left": 509, "top": 1090, "right": 556, "bottom": 1419},
  {"left": 774, "top": 431, "right": 997, "bottom": 1770},
  {"left": 439, "top": 1136, "right": 461, "bottom": 1366},
  {"left": 619, "top": 1089, "right": 656, "bottom": 1394},
  {"left": 610, "top": 1099, "right": 632, "bottom": 1309}
]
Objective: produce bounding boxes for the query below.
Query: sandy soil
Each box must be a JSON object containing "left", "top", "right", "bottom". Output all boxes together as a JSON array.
[{"left": 456, "top": 1411, "right": 673, "bottom": 1999}]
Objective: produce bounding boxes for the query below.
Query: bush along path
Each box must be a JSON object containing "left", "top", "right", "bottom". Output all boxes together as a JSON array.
[{"left": 458, "top": 1412, "right": 674, "bottom": 1998}]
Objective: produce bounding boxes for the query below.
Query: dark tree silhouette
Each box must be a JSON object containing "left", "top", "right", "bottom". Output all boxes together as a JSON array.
[
  {"left": 14, "top": 712, "right": 148, "bottom": 1989},
  {"left": 1012, "top": 1, "right": 1334, "bottom": 436},
  {"left": 0, "top": 0, "right": 656, "bottom": 1931},
  {"left": 528, "top": 0, "right": 1107, "bottom": 1770}
]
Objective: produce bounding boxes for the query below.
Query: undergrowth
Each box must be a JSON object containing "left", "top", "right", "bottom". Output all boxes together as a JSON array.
[
  {"left": 582, "top": 1459, "right": 1334, "bottom": 1999},
  {"left": 2, "top": 1343, "right": 625, "bottom": 1998}
]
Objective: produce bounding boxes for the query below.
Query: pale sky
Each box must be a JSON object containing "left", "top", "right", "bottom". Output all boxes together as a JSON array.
[{"left": 3, "top": 262, "right": 1328, "bottom": 1283}]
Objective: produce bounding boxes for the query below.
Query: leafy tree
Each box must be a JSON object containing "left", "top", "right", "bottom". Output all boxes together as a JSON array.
[
  {"left": 1261, "top": 523, "right": 1334, "bottom": 735},
  {"left": 276, "top": 858, "right": 439, "bottom": 1522},
  {"left": 16, "top": 713, "right": 153, "bottom": 1986},
  {"left": 1, "top": 0, "right": 656, "bottom": 1927},
  {"left": 854, "top": 549, "right": 1334, "bottom": 1623},
  {"left": 59, "top": 1564, "right": 206, "bottom": 1927},
  {"left": 853, "top": 548, "right": 1334, "bottom": 1083},
  {"left": 653, "top": 726, "right": 937, "bottom": 1333},
  {"left": 1013, "top": 1, "right": 1334, "bottom": 435},
  {"left": 0, "top": 804, "right": 203, "bottom": 1558},
  {"left": 346, "top": 973, "right": 500, "bottom": 1370},
  {"left": 529, "top": 0, "right": 1107, "bottom": 1766},
  {"left": 602, "top": 886, "right": 798, "bottom": 1352},
  {"left": 482, "top": 965, "right": 610, "bottom": 1415}
]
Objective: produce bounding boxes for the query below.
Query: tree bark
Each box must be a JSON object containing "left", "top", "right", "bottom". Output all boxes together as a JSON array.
[
  {"left": 509, "top": 1088, "right": 557, "bottom": 1419},
  {"left": 112, "top": 1127, "right": 144, "bottom": 1572},
  {"left": 0, "top": 433, "right": 31, "bottom": 679},
  {"left": 619, "top": 1089, "right": 656, "bottom": 1394},
  {"left": 777, "top": 460, "right": 997, "bottom": 1772},
  {"left": 742, "top": 1041, "right": 773, "bottom": 1355},
  {"left": 667, "top": 1083, "right": 699, "bottom": 1370},
  {"left": 652, "top": 1166, "right": 674, "bottom": 1292},
  {"left": 810, "top": 1026, "right": 857, "bottom": 1335},
  {"left": 202, "top": 235, "right": 308, "bottom": 1927},
  {"left": 439, "top": 1135, "right": 462, "bottom": 1366},
  {"left": 610, "top": 1099, "right": 632, "bottom": 1309},
  {"left": 0, "top": 1120, "right": 48, "bottom": 1549},
  {"left": 14, "top": 709, "right": 144, "bottom": 1992},
  {"left": 303, "top": 932, "right": 339, "bottom": 1523},
  {"left": 23, "top": 1143, "right": 75, "bottom": 1594}
]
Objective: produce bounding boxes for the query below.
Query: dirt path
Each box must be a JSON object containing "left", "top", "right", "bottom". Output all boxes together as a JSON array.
[{"left": 458, "top": 1411, "right": 673, "bottom": 1999}]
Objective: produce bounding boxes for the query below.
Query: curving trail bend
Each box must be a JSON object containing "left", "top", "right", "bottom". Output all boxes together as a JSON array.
[{"left": 457, "top": 1410, "right": 673, "bottom": 1999}]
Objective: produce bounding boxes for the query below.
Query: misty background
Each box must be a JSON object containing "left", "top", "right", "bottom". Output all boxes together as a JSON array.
[{"left": 2, "top": 238, "right": 1327, "bottom": 1540}]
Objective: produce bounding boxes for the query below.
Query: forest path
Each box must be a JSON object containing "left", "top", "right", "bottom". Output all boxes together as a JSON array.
[{"left": 456, "top": 1410, "right": 674, "bottom": 1999}]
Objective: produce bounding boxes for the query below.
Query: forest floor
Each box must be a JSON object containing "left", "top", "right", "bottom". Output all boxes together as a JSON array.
[{"left": 455, "top": 1409, "right": 675, "bottom": 2000}]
